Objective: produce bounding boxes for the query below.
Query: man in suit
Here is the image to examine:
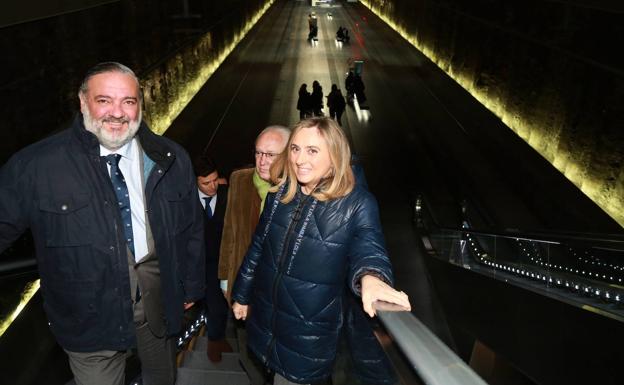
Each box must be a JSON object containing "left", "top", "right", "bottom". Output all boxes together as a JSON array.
[
  {"left": 195, "top": 155, "right": 233, "bottom": 362},
  {"left": 0, "top": 62, "right": 205, "bottom": 385}
]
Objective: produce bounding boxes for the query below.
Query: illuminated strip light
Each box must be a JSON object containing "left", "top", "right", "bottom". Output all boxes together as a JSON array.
[
  {"left": 359, "top": 1, "right": 624, "bottom": 228},
  {"left": 0, "top": 279, "right": 40, "bottom": 338},
  {"left": 147, "top": 0, "right": 276, "bottom": 135}
]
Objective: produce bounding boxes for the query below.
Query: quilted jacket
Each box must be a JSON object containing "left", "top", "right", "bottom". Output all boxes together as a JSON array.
[{"left": 232, "top": 183, "right": 394, "bottom": 383}]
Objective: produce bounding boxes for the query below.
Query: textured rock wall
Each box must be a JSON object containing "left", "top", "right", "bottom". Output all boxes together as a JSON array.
[
  {"left": 361, "top": 0, "right": 624, "bottom": 227},
  {"left": 0, "top": 0, "right": 273, "bottom": 163}
]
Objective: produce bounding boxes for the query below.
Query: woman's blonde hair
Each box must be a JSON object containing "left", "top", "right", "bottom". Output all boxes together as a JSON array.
[{"left": 270, "top": 117, "right": 355, "bottom": 202}]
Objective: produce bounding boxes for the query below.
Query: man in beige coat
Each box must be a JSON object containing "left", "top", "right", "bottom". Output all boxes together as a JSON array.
[{"left": 218, "top": 125, "right": 290, "bottom": 302}]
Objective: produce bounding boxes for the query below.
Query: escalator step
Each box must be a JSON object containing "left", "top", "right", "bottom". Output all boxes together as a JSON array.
[
  {"left": 180, "top": 350, "right": 244, "bottom": 372},
  {"left": 193, "top": 335, "right": 239, "bottom": 353},
  {"left": 176, "top": 367, "right": 250, "bottom": 385}
]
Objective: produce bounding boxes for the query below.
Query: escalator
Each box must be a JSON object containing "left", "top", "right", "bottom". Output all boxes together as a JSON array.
[{"left": 415, "top": 194, "right": 624, "bottom": 385}]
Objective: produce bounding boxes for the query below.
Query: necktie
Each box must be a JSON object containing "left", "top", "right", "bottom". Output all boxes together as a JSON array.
[
  {"left": 203, "top": 196, "right": 213, "bottom": 219},
  {"left": 104, "top": 154, "right": 135, "bottom": 255}
]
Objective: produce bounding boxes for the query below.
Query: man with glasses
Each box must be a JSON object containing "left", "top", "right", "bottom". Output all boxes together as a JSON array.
[{"left": 218, "top": 125, "right": 290, "bottom": 302}]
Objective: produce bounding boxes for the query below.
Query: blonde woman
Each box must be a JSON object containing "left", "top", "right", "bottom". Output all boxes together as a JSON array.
[{"left": 232, "top": 117, "right": 410, "bottom": 385}]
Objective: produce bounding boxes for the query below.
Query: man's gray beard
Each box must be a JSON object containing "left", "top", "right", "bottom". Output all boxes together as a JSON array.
[{"left": 83, "top": 109, "right": 142, "bottom": 151}]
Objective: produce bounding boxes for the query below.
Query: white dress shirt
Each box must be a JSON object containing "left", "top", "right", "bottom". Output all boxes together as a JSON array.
[
  {"left": 101, "top": 138, "right": 148, "bottom": 262},
  {"left": 198, "top": 189, "right": 217, "bottom": 213},
  {"left": 197, "top": 189, "right": 227, "bottom": 291}
]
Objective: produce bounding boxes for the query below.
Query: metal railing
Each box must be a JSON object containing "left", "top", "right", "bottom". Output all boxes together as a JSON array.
[
  {"left": 414, "top": 193, "right": 624, "bottom": 321},
  {"left": 374, "top": 301, "right": 488, "bottom": 385}
]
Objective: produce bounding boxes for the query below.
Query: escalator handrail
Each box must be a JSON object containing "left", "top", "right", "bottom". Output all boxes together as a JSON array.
[
  {"left": 441, "top": 225, "right": 624, "bottom": 248},
  {"left": 415, "top": 194, "right": 624, "bottom": 248},
  {"left": 0, "top": 257, "right": 37, "bottom": 275},
  {"left": 374, "top": 302, "right": 488, "bottom": 385}
]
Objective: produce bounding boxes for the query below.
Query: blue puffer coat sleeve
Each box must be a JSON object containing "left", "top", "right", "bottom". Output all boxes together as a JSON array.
[
  {"left": 347, "top": 190, "right": 394, "bottom": 295},
  {"left": 231, "top": 188, "right": 278, "bottom": 305}
]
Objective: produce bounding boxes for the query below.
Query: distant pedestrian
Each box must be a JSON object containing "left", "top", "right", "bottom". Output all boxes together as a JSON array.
[
  {"left": 345, "top": 71, "right": 355, "bottom": 104},
  {"left": 308, "top": 13, "right": 318, "bottom": 40},
  {"left": 353, "top": 73, "right": 366, "bottom": 104},
  {"left": 311, "top": 80, "right": 324, "bottom": 116},
  {"left": 327, "top": 84, "right": 346, "bottom": 125},
  {"left": 336, "top": 26, "right": 344, "bottom": 41},
  {"left": 296, "top": 83, "right": 312, "bottom": 119}
]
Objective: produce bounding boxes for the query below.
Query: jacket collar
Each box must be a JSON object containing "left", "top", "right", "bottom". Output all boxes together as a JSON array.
[{"left": 71, "top": 113, "right": 176, "bottom": 170}]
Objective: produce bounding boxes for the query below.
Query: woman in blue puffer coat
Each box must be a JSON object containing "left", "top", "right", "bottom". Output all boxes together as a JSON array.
[{"left": 232, "top": 117, "right": 411, "bottom": 385}]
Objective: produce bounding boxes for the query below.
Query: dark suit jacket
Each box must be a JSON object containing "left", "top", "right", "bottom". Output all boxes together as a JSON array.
[{"left": 204, "top": 184, "right": 228, "bottom": 265}]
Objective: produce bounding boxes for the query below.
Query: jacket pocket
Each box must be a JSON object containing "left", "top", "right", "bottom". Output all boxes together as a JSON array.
[
  {"left": 39, "top": 192, "right": 92, "bottom": 247},
  {"left": 42, "top": 279, "right": 99, "bottom": 345},
  {"left": 165, "top": 188, "right": 193, "bottom": 234}
]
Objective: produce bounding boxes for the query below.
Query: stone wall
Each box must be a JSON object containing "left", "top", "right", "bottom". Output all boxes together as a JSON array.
[
  {"left": 361, "top": 0, "right": 624, "bottom": 227},
  {"left": 0, "top": 0, "right": 273, "bottom": 163}
]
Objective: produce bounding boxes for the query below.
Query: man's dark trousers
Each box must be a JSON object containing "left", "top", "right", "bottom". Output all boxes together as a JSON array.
[{"left": 204, "top": 184, "right": 230, "bottom": 340}]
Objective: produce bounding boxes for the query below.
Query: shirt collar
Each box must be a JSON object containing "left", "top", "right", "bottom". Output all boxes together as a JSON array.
[
  {"left": 99, "top": 138, "right": 136, "bottom": 161},
  {"left": 198, "top": 189, "right": 217, "bottom": 201}
]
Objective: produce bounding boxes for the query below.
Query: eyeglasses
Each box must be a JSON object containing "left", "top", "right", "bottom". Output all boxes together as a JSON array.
[{"left": 254, "top": 150, "right": 279, "bottom": 159}]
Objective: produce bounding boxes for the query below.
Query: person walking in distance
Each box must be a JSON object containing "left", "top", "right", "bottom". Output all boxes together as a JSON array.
[{"left": 326, "top": 84, "right": 346, "bottom": 125}]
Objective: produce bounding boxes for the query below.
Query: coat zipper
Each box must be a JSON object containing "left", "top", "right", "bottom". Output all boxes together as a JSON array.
[{"left": 265, "top": 193, "right": 310, "bottom": 362}]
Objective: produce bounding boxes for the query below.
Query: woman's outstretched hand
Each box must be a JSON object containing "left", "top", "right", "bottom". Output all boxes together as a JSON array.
[
  {"left": 361, "top": 275, "right": 411, "bottom": 317},
  {"left": 232, "top": 302, "right": 248, "bottom": 320}
]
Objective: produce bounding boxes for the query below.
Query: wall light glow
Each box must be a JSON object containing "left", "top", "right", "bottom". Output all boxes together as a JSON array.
[
  {"left": 0, "top": 279, "right": 40, "bottom": 338},
  {"left": 145, "top": 0, "right": 275, "bottom": 135},
  {"left": 360, "top": 0, "right": 624, "bottom": 228}
]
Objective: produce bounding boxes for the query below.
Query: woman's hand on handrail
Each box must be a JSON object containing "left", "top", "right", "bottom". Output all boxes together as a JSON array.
[
  {"left": 361, "top": 275, "right": 411, "bottom": 317},
  {"left": 233, "top": 302, "right": 248, "bottom": 320}
]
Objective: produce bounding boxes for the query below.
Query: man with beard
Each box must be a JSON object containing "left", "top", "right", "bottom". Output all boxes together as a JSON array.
[{"left": 0, "top": 62, "right": 205, "bottom": 385}]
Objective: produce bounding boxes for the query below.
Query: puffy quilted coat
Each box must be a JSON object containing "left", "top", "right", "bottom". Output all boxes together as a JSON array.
[{"left": 232, "top": 183, "right": 394, "bottom": 384}]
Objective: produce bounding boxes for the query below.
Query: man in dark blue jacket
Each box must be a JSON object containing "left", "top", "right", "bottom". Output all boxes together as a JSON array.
[{"left": 0, "top": 62, "right": 205, "bottom": 385}]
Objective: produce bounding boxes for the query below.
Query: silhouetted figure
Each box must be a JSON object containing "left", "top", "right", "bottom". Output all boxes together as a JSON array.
[
  {"left": 308, "top": 25, "right": 318, "bottom": 40},
  {"left": 345, "top": 71, "right": 355, "bottom": 105},
  {"left": 336, "top": 26, "right": 349, "bottom": 43},
  {"left": 327, "top": 84, "right": 346, "bottom": 125},
  {"left": 337, "top": 27, "right": 350, "bottom": 43},
  {"left": 308, "top": 13, "right": 318, "bottom": 40},
  {"left": 297, "top": 83, "right": 312, "bottom": 119},
  {"left": 353, "top": 73, "right": 366, "bottom": 104},
  {"left": 336, "top": 26, "right": 344, "bottom": 40},
  {"left": 311, "top": 80, "right": 324, "bottom": 116}
]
